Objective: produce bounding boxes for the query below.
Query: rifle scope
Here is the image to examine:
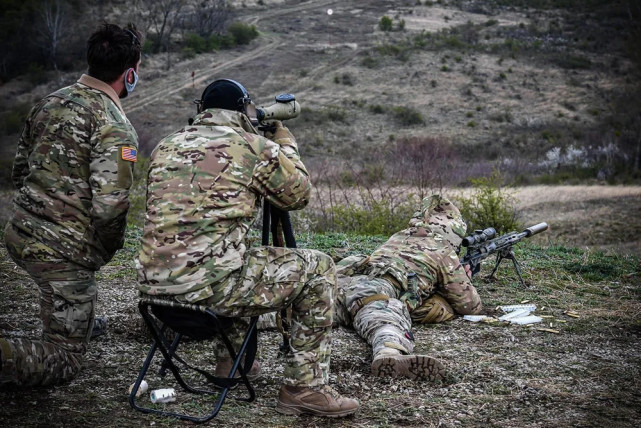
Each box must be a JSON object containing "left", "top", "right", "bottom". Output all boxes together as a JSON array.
[
  {"left": 461, "top": 227, "right": 496, "bottom": 247},
  {"left": 256, "top": 93, "right": 300, "bottom": 124}
]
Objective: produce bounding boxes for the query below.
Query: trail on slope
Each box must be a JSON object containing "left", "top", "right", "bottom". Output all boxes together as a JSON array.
[{"left": 125, "top": 0, "right": 339, "bottom": 114}]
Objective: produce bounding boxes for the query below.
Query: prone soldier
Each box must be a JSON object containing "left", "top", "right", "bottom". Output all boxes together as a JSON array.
[{"left": 333, "top": 195, "right": 482, "bottom": 381}]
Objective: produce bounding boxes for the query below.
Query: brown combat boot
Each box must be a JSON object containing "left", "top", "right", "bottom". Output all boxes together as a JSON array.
[
  {"left": 214, "top": 358, "right": 262, "bottom": 381},
  {"left": 276, "top": 384, "right": 360, "bottom": 418},
  {"left": 371, "top": 349, "right": 446, "bottom": 381}
]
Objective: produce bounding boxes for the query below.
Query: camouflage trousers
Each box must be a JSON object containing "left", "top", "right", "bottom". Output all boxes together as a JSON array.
[
  {"left": 2, "top": 225, "right": 96, "bottom": 387},
  {"left": 201, "top": 246, "right": 336, "bottom": 388},
  {"left": 336, "top": 274, "right": 482, "bottom": 358},
  {"left": 336, "top": 276, "right": 415, "bottom": 357}
]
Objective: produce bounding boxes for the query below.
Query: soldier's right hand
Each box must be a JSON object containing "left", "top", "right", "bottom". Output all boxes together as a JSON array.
[{"left": 263, "top": 121, "right": 294, "bottom": 144}]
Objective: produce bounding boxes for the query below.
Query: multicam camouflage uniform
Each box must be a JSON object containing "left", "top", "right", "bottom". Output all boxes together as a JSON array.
[
  {"left": 1, "top": 75, "right": 138, "bottom": 387},
  {"left": 334, "top": 195, "right": 482, "bottom": 358},
  {"left": 136, "top": 109, "right": 336, "bottom": 387}
]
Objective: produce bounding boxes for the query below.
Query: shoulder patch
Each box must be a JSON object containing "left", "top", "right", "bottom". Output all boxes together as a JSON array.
[{"left": 121, "top": 146, "right": 137, "bottom": 162}]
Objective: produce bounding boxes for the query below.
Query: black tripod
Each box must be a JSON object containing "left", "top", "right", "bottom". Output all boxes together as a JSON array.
[{"left": 261, "top": 200, "right": 295, "bottom": 353}]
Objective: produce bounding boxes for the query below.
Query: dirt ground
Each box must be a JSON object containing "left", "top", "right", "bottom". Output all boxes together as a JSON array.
[
  {"left": 1, "top": 185, "right": 641, "bottom": 427},
  {"left": 1, "top": 232, "right": 640, "bottom": 427}
]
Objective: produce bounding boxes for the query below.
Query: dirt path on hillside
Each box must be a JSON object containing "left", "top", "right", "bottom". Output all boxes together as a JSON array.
[{"left": 125, "top": 0, "right": 339, "bottom": 114}]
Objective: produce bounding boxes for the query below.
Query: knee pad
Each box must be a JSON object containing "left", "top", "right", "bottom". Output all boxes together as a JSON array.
[{"left": 411, "top": 295, "right": 455, "bottom": 323}]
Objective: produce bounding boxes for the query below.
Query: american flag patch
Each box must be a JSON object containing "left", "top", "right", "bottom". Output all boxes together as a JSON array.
[{"left": 121, "top": 147, "right": 137, "bottom": 162}]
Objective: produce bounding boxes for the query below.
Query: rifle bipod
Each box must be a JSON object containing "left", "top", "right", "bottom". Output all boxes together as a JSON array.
[{"left": 488, "top": 248, "right": 525, "bottom": 286}]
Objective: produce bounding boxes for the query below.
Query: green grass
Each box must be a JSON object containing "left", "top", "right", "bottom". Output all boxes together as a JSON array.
[{"left": 116, "top": 226, "right": 639, "bottom": 298}]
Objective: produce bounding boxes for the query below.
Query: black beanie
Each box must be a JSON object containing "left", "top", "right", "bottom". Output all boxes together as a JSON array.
[{"left": 201, "top": 79, "right": 251, "bottom": 112}]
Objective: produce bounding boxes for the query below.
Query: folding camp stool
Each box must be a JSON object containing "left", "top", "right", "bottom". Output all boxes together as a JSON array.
[{"left": 129, "top": 298, "right": 258, "bottom": 423}]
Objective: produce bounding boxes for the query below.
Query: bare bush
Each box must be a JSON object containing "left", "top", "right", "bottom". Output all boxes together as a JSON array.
[
  {"left": 303, "top": 136, "right": 463, "bottom": 234},
  {"left": 180, "top": 0, "right": 233, "bottom": 37}
]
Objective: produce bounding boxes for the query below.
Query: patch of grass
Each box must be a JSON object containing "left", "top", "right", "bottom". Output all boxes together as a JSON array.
[
  {"left": 296, "top": 233, "right": 386, "bottom": 258},
  {"left": 553, "top": 54, "right": 592, "bottom": 70},
  {"left": 562, "top": 254, "right": 634, "bottom": 282},
  {"left": 297, "top": 106, "right": 347, "bottom": 125}
]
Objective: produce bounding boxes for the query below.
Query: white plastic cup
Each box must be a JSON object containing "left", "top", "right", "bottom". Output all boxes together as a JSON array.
[
  {"left": 128, "top": 380, "right": 149, "bottom": 397},
  {"left": 150, "top": 388, "right": 176, "bottom": 404}
]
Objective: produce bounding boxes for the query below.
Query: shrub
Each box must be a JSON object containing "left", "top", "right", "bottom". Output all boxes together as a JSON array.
[
  {"left": 208, "top": 33, "right": 235, "bottom": 50},
  {"left": 26, "top": 64, "right": 49, "bottom": 85},
  {"left": 184, "top": 33, "right": 208, "bottom": 53},
  {"left": 379, "top": 16, "right": 393, "bottom": 32},
  {"left": 456, "top": 169, "right": 520, "bottom": 234},
  {"left": 335, "top": 73, "right": 354, "bottom": 85},
  {"left": 391, "top": 106, "right": 425, "bottom": 126},
  {"left": 361, "top": 55, "right": 380, "bottom": 68},
  {"left": 227, "top": 22, "right": 259, "bottom": 45},
  {"left": 369, "top": 104, "right": 385, "bottom": 114},
  {"left": 324, "top": 196, "right": 417, "bottom": 236},
  {"left": 326, "top": 107, "right": 347, "bottom": 122},
  {"left": 554, "top": 54, "right": 592, "bottom": 70},
  {"left": 1, "top": 103, "right": 31, "bottom": 135},
  {"left": 181, "top": 47, "right": 197, "bottom": 59},
  {"left": 0, "top": 157, "right": 14, "bottom": 191}
]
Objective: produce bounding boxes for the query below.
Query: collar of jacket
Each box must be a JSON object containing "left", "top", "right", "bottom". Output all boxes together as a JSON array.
[
  {"left": 192, "top": 108, "right": 259, "bottom": 134},
  {"left": 77, "top": 74, "right": 125, "bottom": 114}
]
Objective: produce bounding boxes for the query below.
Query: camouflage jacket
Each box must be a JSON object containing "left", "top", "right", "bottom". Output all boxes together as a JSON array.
[
  {"left": 337, "top": 205, "right": 471, "bottom": 309},
  {"left": 136, "top": 109, "right": 312, "bottom": 302},
  {"left": 8, "top": 75, "right": 138, "bottom": 270}
]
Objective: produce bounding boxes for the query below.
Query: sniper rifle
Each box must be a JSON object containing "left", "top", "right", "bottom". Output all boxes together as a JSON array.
[{"left": 460, "top": 222, "right": 548, "bottom": 286}]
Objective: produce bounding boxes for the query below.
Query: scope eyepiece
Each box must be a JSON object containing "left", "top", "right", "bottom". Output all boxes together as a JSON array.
[{"left": 462, "top": 227, "right": 496, "bottom": 247}]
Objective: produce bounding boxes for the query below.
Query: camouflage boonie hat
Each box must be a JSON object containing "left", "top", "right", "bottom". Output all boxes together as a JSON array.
[{"left": 420, "top": 195, "right": 467, "bottom": 249}]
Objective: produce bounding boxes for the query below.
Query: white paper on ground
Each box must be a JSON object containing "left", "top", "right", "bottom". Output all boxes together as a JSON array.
[
  {"left": 510, "top": 315, "right": 543, "bottom": 325},
  {"left": 499, "top": 304, "right": 537, "bottom": 312}
]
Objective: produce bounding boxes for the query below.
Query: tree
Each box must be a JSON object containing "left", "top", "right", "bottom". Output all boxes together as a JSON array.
[
  {"left": 39, "top": 0, "right": 68, "bottom": 72},
  {"left": 135, "top": 0, "right": 187, "bottom": 54},
  {"left": 186, "top": 0, "right": 233, "bottom": 37}
]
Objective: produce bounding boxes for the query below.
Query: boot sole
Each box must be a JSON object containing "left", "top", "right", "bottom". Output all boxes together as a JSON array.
[
  {"left": 371, "top": 355, "right": 446, "bottom": 381},
  {"left": 276, "top": 402, "right": 358, "bottom": 418}
]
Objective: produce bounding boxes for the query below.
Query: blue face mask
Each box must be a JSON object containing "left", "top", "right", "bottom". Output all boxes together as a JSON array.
[{"left": 124, "top": 68, "right": 139, "bottom": 94}]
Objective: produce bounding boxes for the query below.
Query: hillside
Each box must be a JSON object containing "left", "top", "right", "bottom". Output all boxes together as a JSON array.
[
  {"left": 1, "top": 0, "right": 639, "bottom": 186},
  {"left": 1, "top": 0, "right": 639, "bottom": 253}
]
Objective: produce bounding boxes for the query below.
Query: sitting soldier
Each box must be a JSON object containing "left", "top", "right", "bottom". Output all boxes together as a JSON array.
[{"left": 136, "top": 79, "right": 359, "bottom": 417}]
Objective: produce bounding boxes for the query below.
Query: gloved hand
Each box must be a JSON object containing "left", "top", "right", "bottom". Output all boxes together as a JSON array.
[
  {"left": 263, "top": 121, "right": 294, "bottom": 145},
  {"left": 399, "top": 273, "right": 422, "bottom": 311}
]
